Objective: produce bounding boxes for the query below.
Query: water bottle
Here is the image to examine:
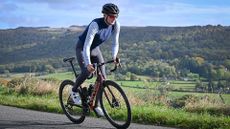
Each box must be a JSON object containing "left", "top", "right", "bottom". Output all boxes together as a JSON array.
[{"left": 88, "top": 84, "right": 94, "bottom": 97}]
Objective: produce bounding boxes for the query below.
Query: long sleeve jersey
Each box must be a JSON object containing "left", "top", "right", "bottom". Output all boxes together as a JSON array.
[{"left": 78, "top": 17, "right": 120, "bottom": 66}]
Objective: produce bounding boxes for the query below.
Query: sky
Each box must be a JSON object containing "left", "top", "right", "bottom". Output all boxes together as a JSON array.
[{"left": 1, "top": 0, "right": 230, "bottom": 29}]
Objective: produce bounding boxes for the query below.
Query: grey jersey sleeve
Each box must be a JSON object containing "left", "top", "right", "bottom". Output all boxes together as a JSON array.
[
  {"left": 83, "top": 21, "right": 99, "bottom": 66},
  {"left": 112, "top": 21, "right": 120, "bottom": 60}
]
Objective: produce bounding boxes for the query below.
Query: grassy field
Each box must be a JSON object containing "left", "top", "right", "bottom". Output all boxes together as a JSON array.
[
  {"left": 38, "top": 72, "right": 75, "bottom": 81},
  {"left": 0, "top": 73, "right": 230, "bottom": 129},
  {"left": 37, "top": 72, "right": 196, "bottom": 90}
]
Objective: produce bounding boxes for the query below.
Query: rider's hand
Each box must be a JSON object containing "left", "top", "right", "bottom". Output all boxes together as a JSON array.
[
  {"left": 113, "top": 57, "right": 121, "bottom": 68},
  {"left": 87, "top": 64, "right": 95, "bottom": 73},
  {"left": 113, "top": 57, "right": 120, "bottom": 64}
]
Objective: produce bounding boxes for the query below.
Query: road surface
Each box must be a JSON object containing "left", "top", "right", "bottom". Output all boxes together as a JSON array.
[{"left": 0, "top": 105, "right": 177, "bottom": 129}]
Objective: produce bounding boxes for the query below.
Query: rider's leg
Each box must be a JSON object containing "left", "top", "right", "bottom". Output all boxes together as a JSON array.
[
  {"left": 91, "top": 47, "right": 106, "bottom": 78},
  {"left": 73, "top": 46, "right": 105, "bottom": 92},
  {"left": 71, "top": 41, "right": 90, "bottom": 105},
  {"left": 72, "top": 47, "right": 90, "bottom": 92},
  {"left": 90, "top": 47, "right": 105, "bottom": 117}
]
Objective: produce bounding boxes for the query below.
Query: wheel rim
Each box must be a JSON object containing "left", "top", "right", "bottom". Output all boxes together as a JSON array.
[
  {"left": 101, "top": 84, "right": 130, "bottom": 127},
  {"left": 60, "top": 83, "right": 84, "bottom": 121}
]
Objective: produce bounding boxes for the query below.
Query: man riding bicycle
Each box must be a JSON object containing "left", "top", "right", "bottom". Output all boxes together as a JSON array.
[{"left": 71, "top": 3, "right": 120, "bottom": 117}]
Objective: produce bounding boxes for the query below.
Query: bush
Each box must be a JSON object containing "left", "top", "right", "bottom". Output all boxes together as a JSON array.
[
  {"left": 130, "top": 73, "right": 138, "bottom": 81},
  {"left": 114, "top": 73, "right": 126, "bottom": 81},
  {"left": 169, "top": 95, "right": 199, "bottom": 108},
  {"left": 186, "top": 106, "right": 230, "bottom": 116},
  {"left": 0, "top": 78, "right": 9, "bottom": 86},
  {"left": 7, "top": 77, "right": 24, "bottom": 88},
  {"left": 6, "top": 75, "right": 58, "bottom": 95}
]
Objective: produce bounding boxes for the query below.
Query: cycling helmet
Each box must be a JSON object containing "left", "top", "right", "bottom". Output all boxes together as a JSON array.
[{"left": 102, "top": 3, "right": 119, "bottom": 15}]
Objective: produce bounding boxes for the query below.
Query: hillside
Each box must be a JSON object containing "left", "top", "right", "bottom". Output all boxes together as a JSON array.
[
  {"left": 0, "top": 25, "right": 230, "bottom": 78},
  {"left": 0, "top": 26, "right": 84, "bottom": 64},
  {"left": 1, "top": 25, "right": 230, "bottom": 63}
]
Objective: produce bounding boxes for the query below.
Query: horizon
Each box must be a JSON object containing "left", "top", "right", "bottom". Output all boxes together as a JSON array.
[
  {"left": 1, "top": 24, "right": 229, "bottom": 30},
  {"left": 1, "top": 0, "right": 230, "bottom": 29}
]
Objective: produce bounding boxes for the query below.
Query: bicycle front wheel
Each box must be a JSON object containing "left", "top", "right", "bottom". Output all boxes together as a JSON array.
[
  {"left": 100, "top": 80, "right": 131, "bottom": 129},
  {"left": 59, "top": 80, "right": 85, "bottom": 124}
]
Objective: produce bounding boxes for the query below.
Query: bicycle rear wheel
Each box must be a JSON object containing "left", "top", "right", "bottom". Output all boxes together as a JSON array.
[
  {"left": 100, "top": 80, "right": 131, "bottom": 129},
  {"left": 59, "top": 80, "right": 85, "bottom": 124}
]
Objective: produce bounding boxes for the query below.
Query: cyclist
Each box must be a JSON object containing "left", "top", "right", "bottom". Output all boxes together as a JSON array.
[{"left": 71, "top": 3, "right": 120, "bottom": 117}]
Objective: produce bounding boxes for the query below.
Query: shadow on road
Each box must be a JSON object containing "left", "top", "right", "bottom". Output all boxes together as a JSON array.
[{"left": 0, "top": 120, "right": 115, "bottom": 129}]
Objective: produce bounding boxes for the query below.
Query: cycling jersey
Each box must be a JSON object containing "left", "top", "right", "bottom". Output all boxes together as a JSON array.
[{"left": 77, "top": 17, "right": 120, "bottom": 66}]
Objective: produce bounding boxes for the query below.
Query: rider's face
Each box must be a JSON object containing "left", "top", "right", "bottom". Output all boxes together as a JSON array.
[{"left": 105, "top": 14, "right": 117, "bottom": 25}]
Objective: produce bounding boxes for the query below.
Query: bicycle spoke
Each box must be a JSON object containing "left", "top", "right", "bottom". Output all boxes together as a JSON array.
[
  {"left": 61, "top": 58, "right": 130, "bottom": 128},
  {"left": 103, "top": 89, "right": 113, "bottom": 107},
  {"left": 59, "top": 80, "right": 85, "bottom": 123},
  {"left": 100, "top": 80, "right": 131, "bottom": 129}
]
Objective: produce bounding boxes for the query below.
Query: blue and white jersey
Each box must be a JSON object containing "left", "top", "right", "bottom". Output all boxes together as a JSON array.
[{"left": 78, "top": 18, "right": 120, "bottom": 66}]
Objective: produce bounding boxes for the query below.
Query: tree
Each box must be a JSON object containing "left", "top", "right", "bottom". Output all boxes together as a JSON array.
[
  {"left": 130, "top": 73, "right": 138, "bottom": 81},
  {"left": 114, "top": 73, "right": 125, "bottom": 81},
  {"left": 43, "top": 65, "right": 55, "bottom": 73},
  {"left": 224, "top": 59, "right": 230, "bottom": 70},
  {"left": 126, "top": 72, "right": 131, "bottom": 80}
]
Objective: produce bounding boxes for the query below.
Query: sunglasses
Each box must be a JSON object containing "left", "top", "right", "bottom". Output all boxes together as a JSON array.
[{"left": 108, "top": 14, "right": 118, "bottom": 19}]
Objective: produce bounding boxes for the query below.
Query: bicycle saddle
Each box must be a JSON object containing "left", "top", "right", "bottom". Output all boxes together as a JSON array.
[{"left": 63, "top": 57, "right": 75, "bottom": 62}]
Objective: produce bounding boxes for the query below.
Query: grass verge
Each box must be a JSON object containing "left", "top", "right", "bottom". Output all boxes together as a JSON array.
[{"left": 0, "top": 85, "right": 229, "bottom": 129}]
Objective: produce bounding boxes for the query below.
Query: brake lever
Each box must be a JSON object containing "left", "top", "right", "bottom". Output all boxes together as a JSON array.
[
  {"left": 116, "top": 57, "right": 122, "bottom": 68},
  {"left": 110, "top": 58, "right": 121, "bottom": 72},
  {"left": 110, "top": 65, "right": 117, "bottom": 72},
  {"left": 118, "top": 62, "right": 122, "bottom": 68}
]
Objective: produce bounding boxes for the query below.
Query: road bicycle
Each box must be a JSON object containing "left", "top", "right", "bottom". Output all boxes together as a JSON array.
[{"left": 59, "top": 57, "right": 131, "bottom": 129}]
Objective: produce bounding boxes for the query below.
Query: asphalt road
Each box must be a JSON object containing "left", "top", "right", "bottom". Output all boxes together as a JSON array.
[{"left": 0, "top": 105, "right": 178, "bottom": 129}]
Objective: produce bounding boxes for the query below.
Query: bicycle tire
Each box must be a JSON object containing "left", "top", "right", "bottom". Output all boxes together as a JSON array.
[
  {"left": 100, "top": 80, "right": 131, "bottom": 129},
  {"left": 59, "top": 80, "right": 85, "bottom": 124}
]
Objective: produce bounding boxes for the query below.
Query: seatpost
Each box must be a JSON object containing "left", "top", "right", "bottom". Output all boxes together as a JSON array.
[{"left": 69, "top": 61, "right": 78, "bottom": 78}]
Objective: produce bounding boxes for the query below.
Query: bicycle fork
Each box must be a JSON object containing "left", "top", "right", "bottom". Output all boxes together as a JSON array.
[{"left": 103, "top": 85, "right": 120, "bottom": 108}]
